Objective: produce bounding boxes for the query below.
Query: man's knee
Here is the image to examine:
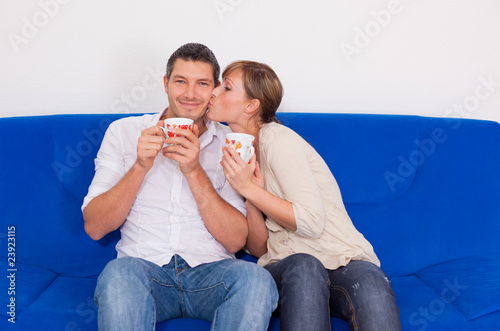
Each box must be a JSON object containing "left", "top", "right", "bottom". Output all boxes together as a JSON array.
[
  {"left": 230, "top": 262, "right": 278, "bottom": 307},
  {"left": 96, "top": 257, "right": 151, "bottom": 297},
  {"left": 99, "top": 257, "right": 140, "bottom": 279},
  {"left": 235, "top": 262, "right": 275, "bottom": 288}
]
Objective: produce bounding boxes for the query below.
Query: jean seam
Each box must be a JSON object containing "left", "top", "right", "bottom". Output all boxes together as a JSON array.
[
  {"left": 331, "top": 285, "right": 358, "bottom": 331},
  {"left": 147, "top": 278, "right": 158, "bottom": 330},
  {"left": 181, "top": 281, "right": 228, "bottom": 294},
  {"left": 150, "top": 278, "right": 175, "bottom": 287},
  {"left": 151, "top": 294, "right": 157, "bottom": 331},
  {"left": 206, "top": 282, "right": 229, "bottom": 331},
  {"left": 176, "top": 265, "right": 188, "bottom": 277}
]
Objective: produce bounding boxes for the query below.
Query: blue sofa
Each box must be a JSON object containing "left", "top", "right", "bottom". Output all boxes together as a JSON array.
[{"left": 1, "top": 112, "right": 499, "bottom": 330}]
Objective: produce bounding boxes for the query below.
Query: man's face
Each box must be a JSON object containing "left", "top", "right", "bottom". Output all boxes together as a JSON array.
[{"left": 164, "top": 59, "right": 215, "bottom": 124}]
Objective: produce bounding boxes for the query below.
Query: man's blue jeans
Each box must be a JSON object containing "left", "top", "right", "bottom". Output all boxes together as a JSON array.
[
  {"left": 265, "top": 253, "right": 401, "bottom": 331},
  {"left": 95, "top": 255, "right": 278, "bottom": 331}
]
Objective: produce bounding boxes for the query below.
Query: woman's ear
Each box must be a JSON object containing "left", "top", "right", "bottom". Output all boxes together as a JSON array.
[{"left": 245, "top": 99, "right": 260, "bottom": 115}]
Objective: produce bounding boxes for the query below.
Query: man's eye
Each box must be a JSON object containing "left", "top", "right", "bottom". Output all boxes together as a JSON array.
[{"left": 176, "top": 80, "right": 185, "bottom": 84}]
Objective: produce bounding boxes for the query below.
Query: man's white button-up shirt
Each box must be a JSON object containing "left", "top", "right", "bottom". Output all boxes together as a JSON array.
[{"left": 82, "top": 112, "right": 245, "bottom": 267}]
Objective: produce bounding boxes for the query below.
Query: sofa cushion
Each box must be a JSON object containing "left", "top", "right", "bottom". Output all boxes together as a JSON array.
[
  {"left": 390, "top": 275, "right": 471, "bottom": 331},
  {"left": 469, "top": 311, "right": 500, "bottom": 330},
  {"left": 155, "top": 316, "right": 349, "bottom": 330},
  {"left": 417, "top": 256, "right": 500, "bottom": 321},
  {"left": 17, "top": 276, "right": 99, "bottom": 330},
  {"left": 156, "top": 318, "right": 211, "bottom": 330},
  {"left": 0, "top": 263, "right": 57, "bottom": 318}
]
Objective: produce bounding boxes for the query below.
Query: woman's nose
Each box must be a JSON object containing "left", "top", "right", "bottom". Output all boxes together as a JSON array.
[{"left": 212, "top": 85, "right": 222, "bottom": 97}]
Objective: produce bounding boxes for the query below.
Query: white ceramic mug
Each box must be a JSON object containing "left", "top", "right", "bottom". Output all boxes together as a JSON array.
[
  {"left": 225, "top": 133, "right": 255, "bottom": 163},
  {"left": 161, "top": 118, "right": 193, "bottom": 146}
]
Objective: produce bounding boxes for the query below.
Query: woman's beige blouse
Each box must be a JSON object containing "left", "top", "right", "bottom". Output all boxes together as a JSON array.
[{"left": 257, "top": 122, "right": 380, "bottom": 270}]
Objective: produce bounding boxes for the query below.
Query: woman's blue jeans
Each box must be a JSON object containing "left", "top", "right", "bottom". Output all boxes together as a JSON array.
[
  {"left": 95, "top": 255, "right": 278, "bottom": 331},
  {"left": 265, "top": 253, "right": 401, "bottom": 331}
]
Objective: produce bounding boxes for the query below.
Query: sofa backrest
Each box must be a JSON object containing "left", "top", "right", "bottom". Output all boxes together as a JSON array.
[
  {"left": 0, "top": 114, "right": 130, "bottom": 277},
  {"left": 279, "top": 113, "right": 500, "bottom": 276},
  {"left": 1, "top": 113, "right": 499, "bottom": 278}
]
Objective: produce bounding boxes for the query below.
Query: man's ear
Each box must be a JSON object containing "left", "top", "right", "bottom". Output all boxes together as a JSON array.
[
  {"left": 245, "top": 99, "right": 260, "bottom": 115},
  {"left": 163, "top": 75, "right": 169, "bottom": 94}
]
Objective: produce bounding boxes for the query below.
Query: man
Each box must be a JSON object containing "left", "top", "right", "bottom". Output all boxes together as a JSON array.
[{"left": 82, "top": 43, "right": 278, "bottom": 331}]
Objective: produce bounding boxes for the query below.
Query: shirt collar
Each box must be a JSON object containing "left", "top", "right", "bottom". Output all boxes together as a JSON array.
[
  {"left": 151, "top": 108, "right": 167, "bottom": 124},
  {"left": 199, "top": 118, "right": 219, "bottom": 150}
]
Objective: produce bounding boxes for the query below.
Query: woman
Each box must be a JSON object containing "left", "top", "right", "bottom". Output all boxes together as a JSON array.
[{"left": 207, "top": 61, "right": 401, "bottom": 331}]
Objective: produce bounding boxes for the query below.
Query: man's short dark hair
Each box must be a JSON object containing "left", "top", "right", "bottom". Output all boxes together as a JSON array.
[{"left": 166, "top": 43, "right": 220, "bottom": 85}]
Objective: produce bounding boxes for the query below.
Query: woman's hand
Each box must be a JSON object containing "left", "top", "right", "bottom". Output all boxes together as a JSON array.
[
  {"left": 223, "top": 144, "right": 297, "bottom": 231},
  {"left": 221, "top": 146, "right": 259, "bottom": 196},
  {"left": 252, "top": 159, "right": 265, "bottom": 189}
]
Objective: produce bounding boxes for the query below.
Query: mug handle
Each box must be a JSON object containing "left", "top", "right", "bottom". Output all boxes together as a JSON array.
[
  {"left": 159, "top": 126, "right": 169, "bottom": 147},
  {"left": 247, "top": 146, "right": 255, "bottom": 163}
]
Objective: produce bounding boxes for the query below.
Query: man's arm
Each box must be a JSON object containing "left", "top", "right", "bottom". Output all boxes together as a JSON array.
[
  {"left": 244, "top": 199, "right": 269, "bottom": 257},
  {"left": 83, "top": 123, "right": 165, "bottom": 240},
  {"left": 163, "top": 126, "right": 248, "bottom": 253}
]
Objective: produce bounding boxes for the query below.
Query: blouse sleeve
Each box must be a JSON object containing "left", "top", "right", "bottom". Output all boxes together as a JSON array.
[{"left": 264, "top": 127, "right": 326, "bottom": 238}]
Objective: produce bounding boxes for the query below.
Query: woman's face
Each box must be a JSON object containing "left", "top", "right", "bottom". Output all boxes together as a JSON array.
[{"left": 207, "top": 69, "right": 251, "bottom": 125}]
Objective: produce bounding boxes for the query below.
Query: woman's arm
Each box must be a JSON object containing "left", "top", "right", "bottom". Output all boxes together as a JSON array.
[{"left": 222, "top": 125, "right": 326, "bottom": 239}]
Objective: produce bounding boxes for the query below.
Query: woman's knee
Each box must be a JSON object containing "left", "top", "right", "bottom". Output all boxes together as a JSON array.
[
  {"left": 287, "top": 253, "right": 327, "bottom": 275},
  {"left": 330, "top": 261, "right": 401, "bottom": 330},
  {"left": 332, "top": 260, "right": 395, "bottom": 305},
  {"left": 344, "top": 260, "right": 392, "bottom": 289},
  {"left": 270, "top": 254, "right": 329, "bottom": 288}
]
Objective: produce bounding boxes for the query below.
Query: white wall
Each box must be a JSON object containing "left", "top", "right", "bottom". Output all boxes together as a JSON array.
[{"left": 1, "top": 0, "right": 499, "bottom": 123}]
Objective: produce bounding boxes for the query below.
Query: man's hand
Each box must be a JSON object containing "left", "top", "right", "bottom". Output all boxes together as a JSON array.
[
  {"left": 162, "top": 124, "right": 201, "bottom": 175},
  {"left": 136, "top": 120, "right": 166, "bottom": 171},
  {"left": 161, "top": 124, "right": 248, "bottom": 252}
]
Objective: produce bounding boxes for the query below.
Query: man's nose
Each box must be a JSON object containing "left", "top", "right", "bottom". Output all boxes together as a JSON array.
[{"left": 184, "top": 84, "right": 196, "bottom": 98}]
